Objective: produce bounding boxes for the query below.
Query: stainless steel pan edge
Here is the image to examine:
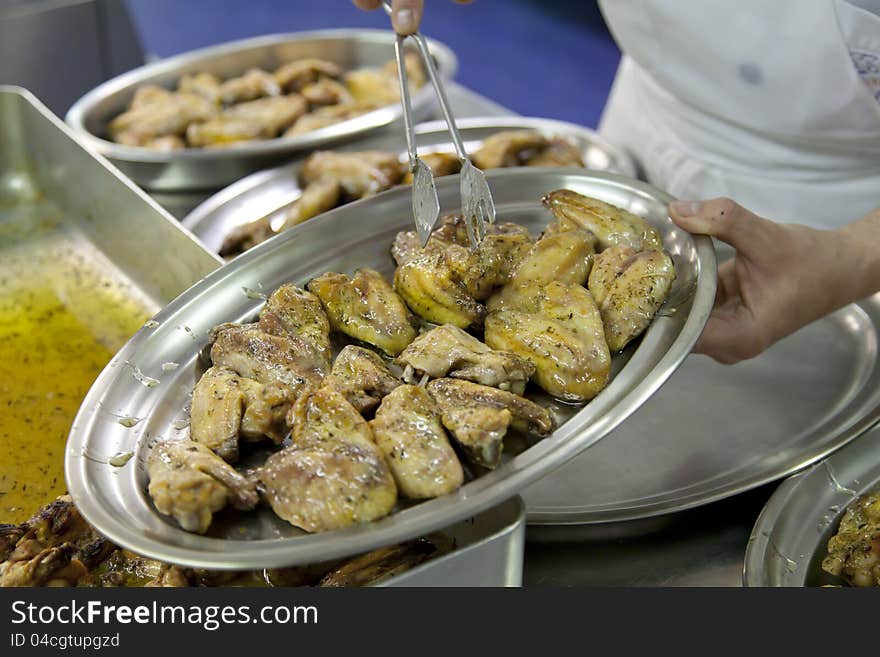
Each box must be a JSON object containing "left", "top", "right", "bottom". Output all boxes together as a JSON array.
[
  {"left": 65, "top": 167, "right": 715, "bottom": 569},
  {"left": 65, "top": 30, "right": 457, "bottom": 190}
]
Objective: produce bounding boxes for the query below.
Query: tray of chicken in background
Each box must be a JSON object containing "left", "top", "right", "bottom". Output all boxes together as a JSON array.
[
  {"left": 65, "top": 30, "right": 456, "bottom": 191},
  {"left": 183, "top": 115, "right": 638, "bottom": 257},
  {"left": 65, "top": 167, "right": 715, "bottom": 570}
]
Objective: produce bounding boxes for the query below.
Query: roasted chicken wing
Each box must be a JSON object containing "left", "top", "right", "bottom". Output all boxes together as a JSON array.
[
  {"left": 298, "top": 150, "right": 404, "bottom": 199},
  {"left": 274, "top": 58, "right": 343, "bottom": 93},
  {"left": 187, "top": 95, "right": 307, "bottom": 146},
  {"left": 308, "top": 268, "right": 418, "bottom": 356},
  {"left": 109, "top": 92, "right": 216, "bottom": 146},
  {"left": 325, "top": 345, "right": 401, "bottom": 413},
  {"left": 426, "top": 378, "right": 554, "bottom": 468},
  {"left": 394, "top": 254, "right": 486, "bottom": 329},
  {"left": 396, "top": 324, "right": 534, "bottom": 394},
  {"left": 147, "top": 440, "right": 258, "bottom": 534},
  {"left": 217, "top": 68, "right": 280, "bottom": 105},
  {"left": 822, "top": 487, "right": 880, "bottom": 587},
  {"left": 471, "top": 129, "right": 551, "bottom": 169},
  {"left": 261, "top": 387, "right": 397, "bottom": 532},
  {"left": 542, "top": 189, "right": 662, "bottom": 252},
  {"left": 588, "top": 246, "right": 675, "bottom": 352},
  {"left": 369, "top": 385, "right": 463, "bottom": 498}
]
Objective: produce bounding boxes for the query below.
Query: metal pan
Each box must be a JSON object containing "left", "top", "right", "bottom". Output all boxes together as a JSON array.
[
  {"left": 65, "top": 30, "right": 457, "bottom": 191},
  {"left": 65, "top": 167, "right": 715, "bottom": 570},
  {"left": 380, "top": 497, "right": 524, "bottom": 587},
  {"left": 743, "top": 423, "right": 880, "bottom": 587},
  {"left": 522, "top": 250, "right": 880, "bottom": 531},
  {"left": 182, "top": 115, "right": 639, "bottom": 254}
]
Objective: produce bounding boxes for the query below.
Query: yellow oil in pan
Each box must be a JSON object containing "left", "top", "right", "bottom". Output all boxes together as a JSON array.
[{"left": 0, "top": 202, "right": 153, "bottom": 523}]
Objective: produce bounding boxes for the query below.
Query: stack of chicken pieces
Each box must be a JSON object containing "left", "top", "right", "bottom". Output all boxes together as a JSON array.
[{"left": 147, "top": 188, "right": 675, "bottom": 537}]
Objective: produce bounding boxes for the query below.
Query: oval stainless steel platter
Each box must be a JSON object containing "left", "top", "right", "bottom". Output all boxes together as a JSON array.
[
  {"left": 743, "top": 421, "right": 880, "bottom": 587},
  {"left": 522, "top": 260, "right": 880, "bottom": 528},
  {"left": 65, "top": 30, "right": 457, "bottom": 191},
  {"left": 182, "top": 116, "right": 638, "bottom": 254},
  {"left": 65, "top": 168, "right": 715, "bottom": 570}
]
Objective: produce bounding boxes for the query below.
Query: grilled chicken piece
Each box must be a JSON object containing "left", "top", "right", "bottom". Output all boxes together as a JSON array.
[
  {"left": 301, "top": 78, "right": 354, "bottom": 108},
  {"left": 401, "top": 152, "right": 462, "bottom": 184},
  {"left": 471, "top": 130, "right": 550, "bottom": 169},
  {"left": 217, "top": 68, "right": 280, "bottom": 105},
  {"left": 588, "top": 246, "right": 675, "bottom": 352},
  {"left": 308, "top": 269, "right": 418, "bottom": 356},
  {"left": 178, "top": 72, "right": 221, "bottom": 104},
  {"left": 261, "top": 387, "right": 397, "bottom": 532},
  {"left": 210, "top": 323, "right": 326, "bottom": 390},
  {"left": 369, "top": 385, "right": 463, "bottom": 498},
  {"left": 109, "top": 92, "right": 216, "bottom": 146},
  {"left": 502, "top": 228, "right": 596, "bottom": 292},
  {"left": 187, "top": 95, "right": 308, "bottom": 146},
  {"left": 147, "top": 440, "right": 258, "bottom": 535},
  {"left": 345, "top": 52, "right": 425, "bottom": 105},
  {"left": 283, "top": 102, "right": 379, "bottom": 136},
  {"left": 130, "top": 84, "right": 172, "bottom": 109},
  {"left": 525, "top": 137, "right": 585, "bottom": 168},
  {"left": 427, "top": 378, "right": 554, "bottom": 468},
  {"left": 275, "top": 58, "right": 344, "bottom": 92},
  {"left": 445, "top": 233, "right": 534, "bottom": 301},
  {"left": 394, "top": 254, "right": 486, "bottom": 329},
  {"left": 396, "top": 324, "right": 534, "bottom": 394},
  {"left": 219, "top": 178, "right": 342, "bottom": 257},
  {"left": 542, "top": 189, "right": 662, "bottom": 252},
  {"left": 822, "top": 488, "right": 880, "bottom": 587},
  {"left": 325, "top": 345, "right": 401, "bottom": 413},
  {"left": 298, "top": 150, "right": 404, "bottom": 199},
  {"left": 486, "top": 281, "right": 611, "bottom": 402},
  {"left": 259, "top": 283, "right": 332, "bottom": 356},
  {"left": 0, "top": 496, "right": 116, "bottom": 587},
  {"left": 390, "top": 231, "right": 453, "bottom": 268},
  {"left": 318, "top": 535, "right": 452, "bottom": 587},
  {"left": 190, "top": 366, "right": 295, "bottom": 462}
]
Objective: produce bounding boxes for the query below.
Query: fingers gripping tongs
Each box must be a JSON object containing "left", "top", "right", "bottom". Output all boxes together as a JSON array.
[{"left": 382, "top": 1, "right": 495, "bottom": 247}]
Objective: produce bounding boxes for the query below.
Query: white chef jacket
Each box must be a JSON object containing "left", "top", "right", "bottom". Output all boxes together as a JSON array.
[{"left": 597, "top": 0, "right": 880, "bottom": 228}]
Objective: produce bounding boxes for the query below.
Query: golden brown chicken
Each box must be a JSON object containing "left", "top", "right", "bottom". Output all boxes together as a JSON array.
[
  {"left": 260, "top": 387, "right": 397, "bottom": 532},
  {"left": 542, "top": 189, "right": 662, "bottom": 252},
  {"left": 345, "top": 51, "right": 425, "bottom": 105},
  {"left": 274, "top": 58, "right": 343, "bottom": 93},
  {"left": 301, "top": 78, "right": 354, "bottom": 108},
  {"left": 396, "top": 324, "right": 534, "bottom": 394},
  {"left": 298, "top": 150, "right": 404, "bottom": 198},
  {"left": 190, "top": 366, "right": 293, "bottom": 462},
  {"left": 283, "top": 101, "right": 379, "bottom": 136},
  {"left": 187, "top": 95, "right": 308, "bottom": 146},
  {"left": 178, "top": 72, "right": 221, "bottom": 104},
  {"left": 109, "top": 92, "right": 216, "bottom": 146},
  {"left": 822, "top": 487, "right": 880, "bottom": 587},
  {"left": 588, "top": 246, "right": 675, "bottom": 352},
  {"left": 394, "top": 254, "right": 486, "bottom": 329},
  {"left": 325, "top": 345, "right": 401, "bottom": 414},
  {"left": 217, "top": 68, "right": 280, "bottom": 105},
  {"left": 486, "top": 279, "right": 611, "bottom": 402},
  {"left": 369, "top": 385, "right": 464, "bottom": 499},
  {"left": 471, "top": 129, "right": 551, "bottom": 169},
  {"left": 147, "top": 440, "right": 259, "bottom": 535},
  {"left": 426, "top": 378, "right": 554, "bottom": 468},
  {"left": 308, "top": 268, "right": 418, "bottom": 356}
]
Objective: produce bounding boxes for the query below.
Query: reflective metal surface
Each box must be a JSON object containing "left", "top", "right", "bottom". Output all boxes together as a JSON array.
[
  {"left": 523, "top": 281, "right": 880, "bottom": 527},
  {"left": 743, "top": 424, "right": 880, "bottom": 587},
  {"left": 0, "top": 85, "right": 221, "bottom": 303},
  {"left": 65, "top": 168, "right": 715, "bottom": 570},
  {"left": 382, "top": 497, "right": 524, "bottom": 587},
  {"left": 183, "top": 116, "right": 638, "bottom": 254},
  {"left": 65, "top": 30, "right": 457, "bottom": 191}
]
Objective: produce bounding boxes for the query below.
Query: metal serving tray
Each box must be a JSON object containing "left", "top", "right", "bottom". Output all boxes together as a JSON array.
[
  {"left": 65, "top": 167, "right": 715, "bottom": 570},
  {"left": 743, "top": 422, "right": 880, "bottom": 587},
  {"left": 183, "top": 115, "right": 638, "bottom": 254},
  {"left": 65, "top": 30, "right": 457, "bottom": 192},
  {"left": 380, "top": 497, "right": 524, "bottom": 587},
  {"left": 522, "top": 254, "right": 880, "bottom": 529},
  {"left": 0, "top": 85, "right": 221, "bottom": 309}
]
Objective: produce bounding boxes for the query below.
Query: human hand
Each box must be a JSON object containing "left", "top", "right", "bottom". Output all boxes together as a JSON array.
[
  {"left": 669, "top": 198, "right": 875, "bottom": 364},
  {"left": 353, "top": 0, "right": 472, "bottom": 35}
]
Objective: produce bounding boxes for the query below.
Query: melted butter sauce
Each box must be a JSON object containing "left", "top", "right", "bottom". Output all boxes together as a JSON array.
[{"left": 0, "top": 206, "right": 152, "bottom": 523}]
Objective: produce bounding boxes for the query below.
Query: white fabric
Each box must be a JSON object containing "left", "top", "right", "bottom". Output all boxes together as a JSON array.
[{"left": 597, "top": 0, "right": 880, "bottom": 228}]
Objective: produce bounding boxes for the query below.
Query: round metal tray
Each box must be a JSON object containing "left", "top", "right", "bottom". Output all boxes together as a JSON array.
[
  {"left": 65, "top": 30, "right": 457, "bottom": 191},
  {"left": 65, "top": 168, "right": 715, "bottom": 570},
  {"left": 182, "top": 115, "right": 638, "bottom": 254},
  {"left": 743, "top": 422, "right": 880, "bottom": 586},
  {"left": 522, "top": 286, "right": 880, "bottom": 527}
]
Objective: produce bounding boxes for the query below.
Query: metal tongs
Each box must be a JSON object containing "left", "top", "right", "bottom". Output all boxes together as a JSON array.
[{"left": 382, "top": 1, "right": 495, "bottom": 247}]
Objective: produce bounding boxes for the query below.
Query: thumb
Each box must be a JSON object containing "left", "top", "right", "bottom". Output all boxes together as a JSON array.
[
  {"left": 669, "top": 197, "right": 770, "bottom": 253},
  {"left": 391, "top": 0, "right": 424, "bottom": 34}
]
